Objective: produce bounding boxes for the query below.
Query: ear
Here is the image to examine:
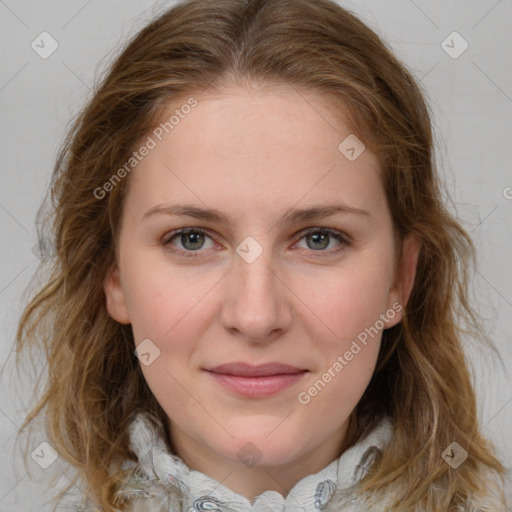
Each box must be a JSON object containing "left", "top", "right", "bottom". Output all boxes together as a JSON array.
[
  {"left": 384, "top": 233, "right": 421, "bottom": 328},
  {"left": 103, "top": 263, "right": 131, "bottom": 324}
]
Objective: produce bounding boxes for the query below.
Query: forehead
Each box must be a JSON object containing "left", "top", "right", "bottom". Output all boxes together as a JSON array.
[{"left": 124, "top": 84, "right": 384, "bottom": 222}]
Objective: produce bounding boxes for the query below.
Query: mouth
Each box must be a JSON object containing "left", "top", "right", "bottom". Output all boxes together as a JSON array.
[{"left": 203, "top": 362, "right": 309, "bottom": 398}]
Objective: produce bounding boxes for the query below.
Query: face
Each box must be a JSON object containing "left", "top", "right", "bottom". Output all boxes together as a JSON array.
[{"left": 104, "top": 83, "right": 419, "bottom": 478}]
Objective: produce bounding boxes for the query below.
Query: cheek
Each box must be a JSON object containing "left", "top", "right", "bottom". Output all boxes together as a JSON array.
[
  {"left": 121, "top": 251, "right": 214, "bottom": 344},
  {"left": 125, "top": 264, "right": 212, "bottom": 418},
  {"left": 295, "top": 267, "right": 385, "bottom": 429},
  {"left": 295, "top": 255, "right": 394, "bottom": 347}
]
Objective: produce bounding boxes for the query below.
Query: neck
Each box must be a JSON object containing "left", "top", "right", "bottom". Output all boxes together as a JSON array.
[{"left": 168, "top": 413, "right": 357, "bottom": 500}]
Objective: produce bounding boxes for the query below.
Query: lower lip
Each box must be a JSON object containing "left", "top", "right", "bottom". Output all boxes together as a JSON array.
[{"left": 206, "top": 371, "right": 307, "bottom": 398}]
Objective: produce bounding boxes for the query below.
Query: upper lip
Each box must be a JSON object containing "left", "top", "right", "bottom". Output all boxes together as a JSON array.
[{"left": 205, "top": 362, "right": 307, "bottom": 377}]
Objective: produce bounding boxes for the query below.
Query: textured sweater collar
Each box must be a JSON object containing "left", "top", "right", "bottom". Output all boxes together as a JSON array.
[{"left": 126, "top": 412, "right": 393, "bottom": 511}]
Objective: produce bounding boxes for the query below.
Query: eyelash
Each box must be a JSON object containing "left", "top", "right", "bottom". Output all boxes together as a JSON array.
[{"left": 161, "top": 227, "right": 353, "bottom": 259}]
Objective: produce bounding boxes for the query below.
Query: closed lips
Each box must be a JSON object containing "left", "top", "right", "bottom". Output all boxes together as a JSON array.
[{"left": 205, "top": 362, "right": 308, "bottom": 377}]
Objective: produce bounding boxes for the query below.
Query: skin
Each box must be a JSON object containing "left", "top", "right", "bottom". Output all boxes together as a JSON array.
[{"left": 103, "top": 81, "right": 420, "bottom": 501}]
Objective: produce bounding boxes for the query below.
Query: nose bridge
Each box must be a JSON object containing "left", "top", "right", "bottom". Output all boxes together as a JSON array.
[{"left": 221, "top": 240, "right": 291, "bottom": 341}]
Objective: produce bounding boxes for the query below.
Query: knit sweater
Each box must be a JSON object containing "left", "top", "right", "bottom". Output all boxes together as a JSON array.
[{"left": 58, "top": 411, "right": 509, "bottom": 511}]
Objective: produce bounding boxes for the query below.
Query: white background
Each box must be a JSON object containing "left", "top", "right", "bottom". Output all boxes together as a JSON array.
[{"left": 0, "top": 0, "right": 511, "bottom": 509}]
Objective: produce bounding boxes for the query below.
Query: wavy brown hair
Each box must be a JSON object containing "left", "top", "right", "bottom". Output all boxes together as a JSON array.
[{"left": 9, "top": 0, "right": 508, "bottom": 510}]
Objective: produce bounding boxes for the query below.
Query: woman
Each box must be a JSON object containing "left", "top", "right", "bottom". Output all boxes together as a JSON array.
[{"left": 14, "top": 0, "right": 507, "bottom": 510}]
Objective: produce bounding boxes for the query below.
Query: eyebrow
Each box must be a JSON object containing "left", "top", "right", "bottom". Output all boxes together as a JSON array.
[{"left": 142, "top": 202, "right": 371, "bottom": 225}]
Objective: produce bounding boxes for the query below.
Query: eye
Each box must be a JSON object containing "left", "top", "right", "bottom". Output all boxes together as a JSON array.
[
  {"left": 294, "top": 228, "right": 352, "bottom": 254},
  {"left": 161, "top": 227, "right": 352, "bottom": 258},
  {"left": 162, "top": 228, "right": 215, "bottom": 257}
]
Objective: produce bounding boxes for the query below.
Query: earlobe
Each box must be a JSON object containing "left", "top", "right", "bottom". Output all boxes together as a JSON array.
[
  {"left": 385, "top": 234, "right": 421, "bottom": 328},
  {"left": 103, "top": 263, "right": 131, "bottom": 324}
]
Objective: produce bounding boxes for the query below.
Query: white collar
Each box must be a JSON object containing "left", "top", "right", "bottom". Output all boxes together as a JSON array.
[{"left": 126, "top": 411, "right": 393, "bottom": 511}]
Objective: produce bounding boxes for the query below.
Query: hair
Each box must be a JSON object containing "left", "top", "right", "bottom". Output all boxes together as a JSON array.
[{"left": 9, "top": 0, "right": 507, "bottom": 510}]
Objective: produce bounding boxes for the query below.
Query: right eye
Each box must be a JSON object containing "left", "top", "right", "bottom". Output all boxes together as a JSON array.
[{"left": 162, "top": 228, "right": 216, "bottom": 257}]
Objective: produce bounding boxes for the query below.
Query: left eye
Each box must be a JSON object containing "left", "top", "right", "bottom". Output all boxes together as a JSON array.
[
  {"left": 295, "top": 228, "right": 348, "bottom": 252},
  {"left": 162, "top": 227, "right": 351, "bottom": 256}
]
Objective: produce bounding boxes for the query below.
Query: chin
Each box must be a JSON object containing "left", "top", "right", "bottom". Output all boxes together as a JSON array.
[{"left": 218, "top": 430, "right": 309, "bottom": 468}]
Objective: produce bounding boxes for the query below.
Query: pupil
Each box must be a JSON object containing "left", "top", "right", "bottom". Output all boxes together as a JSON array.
[
  {"left": 309, "top": 232, "right": 328, "bottom": 250},
  {"left": 183, "top": 232, "right": 204, "bottom": 250}
]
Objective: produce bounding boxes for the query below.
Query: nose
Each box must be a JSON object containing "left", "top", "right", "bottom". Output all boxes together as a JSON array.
[{"left": 220, "top": 245, "right": 293, "bottom": 343}]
